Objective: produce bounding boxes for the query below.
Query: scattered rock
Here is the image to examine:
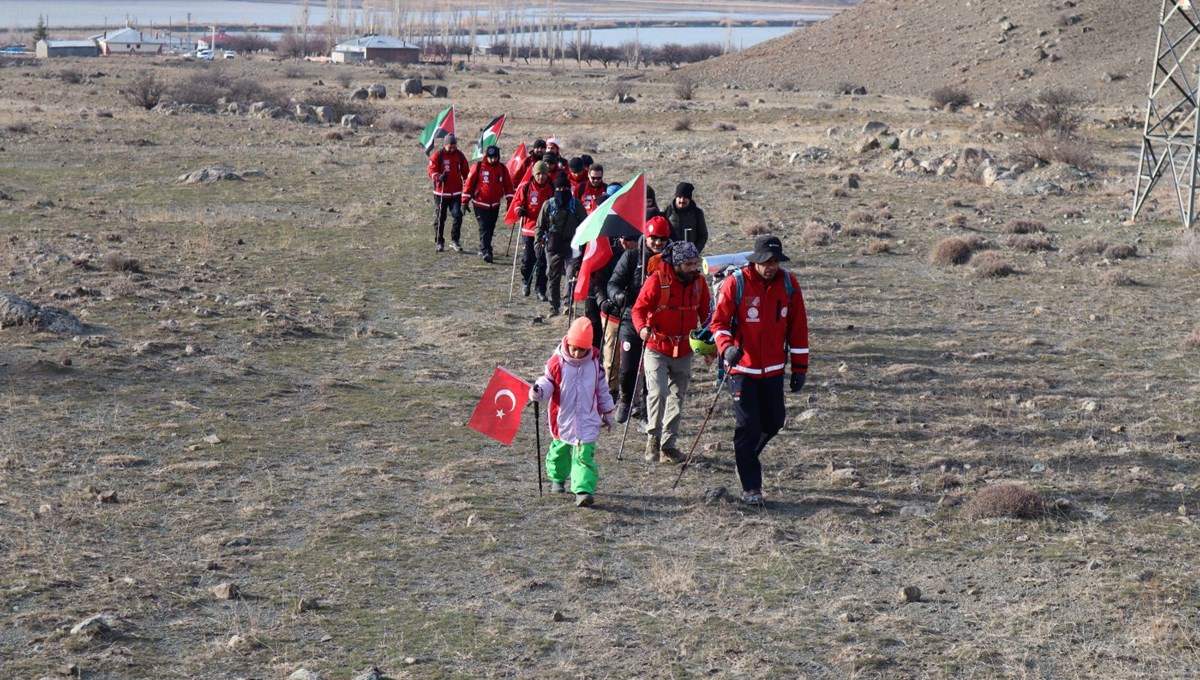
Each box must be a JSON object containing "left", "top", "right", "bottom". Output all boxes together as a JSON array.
[
  {"left": 551, "top": 610, "right": 566, "bottom": 622},
  {"left": 401, "top": 78, "right": 424, "bottom": 97},
  {"left": 223, "top": 536, "right": 251, "bottom": 547},
  {"left": 212, "top": 582, "right": 239, "bottom": 600},
  {"left": 367, "top": 83, "right": 387, "bottom": 100},
  {"left": 0, "top": 292, "right": 84, "bottom": 335},
  {"left": 703, "top": 487, "right": 727, "bottom": 504},
  {"left": 898, "top": 585, "right": 922, "bottom": 603},
  {"left": 289, "top": 670, "right": 324, "bottom": 680},
  {"left": 297, "top": 596, "right": 319, "bottom": 613},
  {"left": 830, "top": 467, "right": 862, "bottom": 487},
  {"left": 350, "top": 87, "right": 370, "bottom": 101},
  {"left": 70, "top": 613, "right": 115, "bottom": 637},
  {"left": 351, "top": 668, "right": 384, "bottom": 680},
  {"left": 178, "top": 165, "right": 243, "bottom": 184},
  {"left": 203, "top": 434, "right": 223, "bottom": 445},
  {"left": 97, "top": 490, "right": 118, "bottom": 504}
]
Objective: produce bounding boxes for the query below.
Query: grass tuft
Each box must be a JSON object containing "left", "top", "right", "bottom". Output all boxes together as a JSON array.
[
  {"left": 102, "top": 251, "right": 141, "bottom": 273},
  {"left": 1003, "top": 219, "right": 1046, "bottom": 234},
  {"left": 961, "top": 482, "right": 1045, "bottom": 520},
  {"left": 1103, "top": 243, "right": 1137, "bottom": 260},
  {"left": 1102, "top": 270, "right": 1136, "bottom": 287},
  {"left": 803, "top": 222, "right": 834, "bottom": 246},
  {"left": 972, "top": 251, "right": 1016, "bottom": 278},
  {"left": 1008, "top": 234, "right": 1054, "bottom": 252},
  {"left": 930, "top": 237, "right": 973, "bottom": 265}
]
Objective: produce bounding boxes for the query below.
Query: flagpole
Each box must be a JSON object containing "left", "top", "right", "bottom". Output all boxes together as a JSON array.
[{"left": 534, "top": 402, "right": 544, "bottom": 496}]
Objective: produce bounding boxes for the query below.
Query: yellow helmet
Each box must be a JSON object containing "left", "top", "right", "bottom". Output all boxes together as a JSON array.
[{"left": 689, "top": 328, "right": 716, "bottom": 356}]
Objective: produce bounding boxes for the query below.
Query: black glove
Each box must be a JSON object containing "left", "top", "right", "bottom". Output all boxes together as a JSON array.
[
  {"left": 723, "top": 345, "right": 743, "bottom": 367},
  {"left": 437, "top": 172, "right": 448, "bottom": 183},
  {"left": 612, "top": 292, "right": 626, "bottom": 309},
  {"left": 790, "top": 373, "right": 806, "bottom": 393},
  {"left": 600, "top": 300, "right": 617, "bottom": 316},
  {"left": 515, "top": 206, "right": 527, "bottom": 218}
]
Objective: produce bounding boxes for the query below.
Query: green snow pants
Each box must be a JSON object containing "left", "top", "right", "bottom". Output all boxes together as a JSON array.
[{"left": 545, "top": 439, "right": 598, "bottom": 494}]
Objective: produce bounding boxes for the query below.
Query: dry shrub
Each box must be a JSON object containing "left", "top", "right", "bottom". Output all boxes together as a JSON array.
[
  {"left": 936, "top": 474, "right": 963, "bottom": 490},
  {"left": 1008, "top": 234, "right": 1054, "bottom": 252},
  {"left": 1014, "top": 134, "right": 1096, "bottom": 171},
  {"left": 961, "top": 483, "right": 1045, "bottom": 520},
  {"left": 673, "top": 75, "right": 697, "bottom": 101},
  {"left": 847, "top": 210, "right": 875, "bottom": 225},
  {"left": 324, "top": 130, "right": 344, "bottom": 141},
  {"left": 845, "top": 223, "right": 893, "bottom": 238},
  {"left": 872, "top": 199, "right": 890, "bottom": 210},
  {"left": 1174, "top": 230, "right": 1200, "bottom": 269},
  {"left": 972, "top": 251, "right": 1016, "bottom": 278},
  {"left": 930, "top": 237, "right": 973, "bottom": 265},
  {"left": 103, "top": 252, "right": 141, "bottom": 273},
  {"left": 1187, "top": 323, "right": 1200, "bottom": 348},
  {"left": 962, "top": 233, "right": 990, "bottom": 250},
  {"left": 1103, "top": 243, "right": 1137, "bottom": 260},
  {"left": 122, "top": 71, "right": 165, "bottom": 110},
  {"left": 1102, "top": 270, "right": 1136, "bottom": 287},
  {"left": 742, "top": 222, "right": 771, "bottom": 237},
  {"left": 930, "top": 85, "right": 971, "bottom": 111},
  {"left": 1003, "top": 219, "right": 1046, "bottom": 234},
  {"left": 875, "top": 208, "right": 893, "bottom": 221},
  {"left": 1067, "top": 235, "right": 1110, "bottom": 257},
  {"left": 607, "top": 81, "right": 631, "bottom": 99},
  {"left": 803, "top": 222, "right": 833, "bottom": 247},
  {"left": 861, "top": 239, "right": 891, "bottom": 255},
  {"left": 829, "top": 186, "right": 849, "bottom": 198},
  {"left": 673, "top": 118, "right": 692, "bottom": 132},
  {"left": 714, "top": 122, "right": 737, "bottom": 131},
  {"left": 732, "top": 97, "right": 749, "bottom": 108},
  {"left": 947, "top": 213, "right": 968, "bottom": 229},
  {"left": 5, "top": 121, "right": 31, "bottom": 133},
  {"left": 944, "top": 197, "right": 965, "bottom": 208},
  {"left": 376, "top": 110, "right": 422, "bottom": 133}
]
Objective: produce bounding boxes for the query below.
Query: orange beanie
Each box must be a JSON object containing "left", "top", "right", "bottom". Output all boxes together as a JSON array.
[{"left": 566, "top": 317, "right": 593, "bottom": 349}]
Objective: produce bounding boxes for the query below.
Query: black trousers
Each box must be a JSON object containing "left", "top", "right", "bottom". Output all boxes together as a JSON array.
[
  {"left": 584, "top": 298, "right": 602, "bottom": 349},
  {"left": 546, "top": 251, "right": 579, "bottom": 311},
  {"left": 519, "top": 235, "right": 547, "bottom": 294},
  {"left": 434, "top": 194, "right": 463, "bottom": 246},
  {"left": 617, "top": 318, "right": 644, "bottom": 406},
  {"left": 473, "top": 205, "right": 499, "bottom": 257},
  {"left": 729, "top": 373, "right": 786, "bottom": 493}
]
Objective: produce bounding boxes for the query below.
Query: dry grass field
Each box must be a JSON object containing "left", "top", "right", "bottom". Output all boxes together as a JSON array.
[{"left": 0, "top": 51, "right": 1199, "bottom": 679}]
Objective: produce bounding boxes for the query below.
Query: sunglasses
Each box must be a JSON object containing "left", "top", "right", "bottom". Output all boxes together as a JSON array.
[{"left": 647, "top": 235, "right": 668, "bottom": 242}]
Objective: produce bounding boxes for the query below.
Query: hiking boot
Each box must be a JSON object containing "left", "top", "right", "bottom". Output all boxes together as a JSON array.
[
  {"left": 522, "top": 280, "right": 532, "bottom": 297},
  {"left": 550, "top": 481, "right": 566, "bottom": 493},
  {"left": 644, "top": 434, "right": 660, "bottom": 463},
  {"left": 615, "top": 402, "right": 630, "bottom": 424},
  {"left": 659, "top": 446, "right": 686, "bottom": 464},
  {"left": 436, "top": 242, "right": 445, "bottom": 252},
  {"left": 482, "top": 253, "right": 493, "bottom": 264},
  {"left": 741, "top": 490, "right": 765, "bottom": 506},
  {"left": 450, "top": 240, "right": 464, "bottom": 252},
  {"left": 575, "top": 493, "right": 594, "bottom": 508},
  {"left": 536, "top": 290, "right": 548, "bottom": 302},
  {"left": 548, "top": 307, "right": 561, "bottom": 318}
]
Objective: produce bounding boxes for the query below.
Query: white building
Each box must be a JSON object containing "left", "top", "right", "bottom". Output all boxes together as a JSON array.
[{"left": 89, "top": 26, "right": 168, "bottom": 56}]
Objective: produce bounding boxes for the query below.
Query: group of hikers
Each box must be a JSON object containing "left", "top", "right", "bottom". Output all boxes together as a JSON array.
[{"left": 429, "top": 134, "right": 810, "bottom": 509}]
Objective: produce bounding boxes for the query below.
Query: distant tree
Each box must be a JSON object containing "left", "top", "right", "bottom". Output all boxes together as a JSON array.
[{"left": 32, "top": 15, "right": 49, "bottom": 46}]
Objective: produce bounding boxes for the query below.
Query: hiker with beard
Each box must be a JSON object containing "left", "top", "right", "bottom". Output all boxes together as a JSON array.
[
  {"left": 662, "top": 182, "right": 708, "bottom": 253},
  {"left": 631, "top": 241, "right": 710, "bottom": 463},
  {"left": 576, "top": 163, "right": 609, "bottom": 215},
  {"left": 709, "top": 235, "right": 809, "bottom": 506},
  {"left": 607, "top": 215, "right": 672, "bottom": 423},
  {"left": 535, "top": 173, "right": 585, "bottom": 317},
  {"left": 514, "top": 138, "right": 548, "bottom": 182},
  {"left": 462, "top": 144, "right": 514, "bottom": 263},
  {"left": 427, "top": 134, "right": 470, "bottom": 252}
]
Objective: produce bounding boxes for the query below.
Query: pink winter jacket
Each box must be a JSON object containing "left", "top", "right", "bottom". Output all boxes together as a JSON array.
[{"left": 530, "top": 341, "right": 615, "bottom": 445}]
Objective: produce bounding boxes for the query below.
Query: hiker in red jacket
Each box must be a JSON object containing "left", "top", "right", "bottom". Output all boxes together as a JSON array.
[
  {"left": 631, "top": 241, "right": 710, "bottom": 464},
  {"left": 514, "top": 138, "right": 547, "bottom": 183},
  {"left": 709, "top": 235, "right": 809, "bottom": 506},
  {"left": 575, "top": 163, "right": 608, "bottom": 215},
  {"left": 427, "top": 134, "right": 470, "bottom": 253},
  {"left": 462, "top": 144, "right": 514, "bottom": 263},
  {"left": 512, "top": 161, "right": 554, "bottom": 299}
]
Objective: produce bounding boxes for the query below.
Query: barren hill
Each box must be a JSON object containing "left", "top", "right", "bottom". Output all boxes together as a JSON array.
[{"left": 688, "top": 0, "right": 1157, "bottom": 105}]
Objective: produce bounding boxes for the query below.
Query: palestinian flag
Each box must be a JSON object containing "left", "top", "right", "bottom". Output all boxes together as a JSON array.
[
  {"left": 506, "top": 142, "right": 527, "bottom": 179},
  {"left": 419, "top": 106, "right": 456, "bottom": 156},
  {"left": 573, "top": 237, "right": 614, "bottom": 303},
  {"left": 471, "top": 114, "right": 507, "bottom": 160},
  {"left": 570, "top": 171, "right": 646, "bottom": 248}
]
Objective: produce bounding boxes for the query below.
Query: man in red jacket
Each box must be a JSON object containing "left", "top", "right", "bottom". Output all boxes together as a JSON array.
[
  {"left": 427, "top": 135, "right": 470, "bottom": 253},
  {"left": 575, "top": 163, "right": 608, "bottom": 215},
  {"left": 631, "top": 241, "right": 710, "bottom": 464},
  {"left": 709, "top": 235, "right": 809, "bottom": 506},
  {"left": 512, "top": 161, "right": 554, "bottom": 298},
  {"left": 462, "top": 145, "right": 514, "bottom": 263}
]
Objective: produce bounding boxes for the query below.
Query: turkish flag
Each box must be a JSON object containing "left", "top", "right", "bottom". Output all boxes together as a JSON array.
[
  {"left": 573, "top": 237, "right": 613, "bottom": 303},
  {"left": 506, "top": 142, "right": 527, "bottom": 179},
  {"left": 468, "top": 366, "right": 531, "bottom": 446}
]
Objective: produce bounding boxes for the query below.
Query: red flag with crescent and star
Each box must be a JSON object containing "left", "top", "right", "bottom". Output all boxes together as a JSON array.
[{"left": 468, "top": 366, "right": 531, "bottom": 446}]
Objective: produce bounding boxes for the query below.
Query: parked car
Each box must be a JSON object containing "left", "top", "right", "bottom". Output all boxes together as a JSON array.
[
  {"left": 223, "top": 50, "right": 235, "bottom": 59},
  {"left": 194, "top": 49, "right": 214, "bottom": 61}
]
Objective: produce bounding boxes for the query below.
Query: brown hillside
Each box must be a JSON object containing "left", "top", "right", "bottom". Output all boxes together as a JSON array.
[{"left": 686, "top": 0, "right": 1157, "bottom": 105}]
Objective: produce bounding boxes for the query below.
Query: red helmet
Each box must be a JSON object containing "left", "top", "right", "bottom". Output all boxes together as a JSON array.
[{"left": 644, "top": 216, "right": 671, "bottom": 239}]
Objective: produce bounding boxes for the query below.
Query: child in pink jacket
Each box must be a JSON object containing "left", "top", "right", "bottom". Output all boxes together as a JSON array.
[{"left": 529, "top": 317, "right": 615, "bottom": 507}]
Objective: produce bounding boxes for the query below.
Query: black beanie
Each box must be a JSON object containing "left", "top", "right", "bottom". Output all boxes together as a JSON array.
[
  {"left": 646, "top": 185, "right": 656, "bottom": 201},
  {"left": 568, "top": 156, "right": 584, "bottom": 173},
  {"left": 554, "top": 173, "right": 571, "bottom": 189},
  {"left": 675, "top": 182, "right": 694, "bottom": 199}
]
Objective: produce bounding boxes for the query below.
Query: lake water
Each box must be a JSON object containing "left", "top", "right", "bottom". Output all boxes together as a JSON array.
[{"left": 0, "top": 1, "right": 826, "bottom": 47}]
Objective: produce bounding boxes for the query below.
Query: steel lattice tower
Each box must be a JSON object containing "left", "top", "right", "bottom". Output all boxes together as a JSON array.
[{"left": 1132, "top": 0, "right": 1200, "bottom": 227}]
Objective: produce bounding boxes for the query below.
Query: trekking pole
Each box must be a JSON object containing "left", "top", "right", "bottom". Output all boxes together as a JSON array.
[
  {"left": 503, "top": 223, "right": 515, "bottom": 258},
  {"left": 672, "top": 370, "right": 732, "bottom": 490},
  {"left": 615, "top": 347, "right": 645, "bottom": 462},
  {"left": 507, "top": 237, "right": 521, "bottom": 303},
  {"left": 534, "top": 401, "right": 544, "bottom": 496}
]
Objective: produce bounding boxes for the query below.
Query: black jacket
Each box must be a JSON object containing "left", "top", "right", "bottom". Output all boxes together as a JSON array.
[
  {"left": 662, "top": 202, "right": 708, "bottom": 253},
  {"left": 607, "top": 239, "right": 658, "bottom": 320}
]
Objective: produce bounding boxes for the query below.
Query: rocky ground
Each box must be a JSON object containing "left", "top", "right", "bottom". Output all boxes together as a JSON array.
[{"left": 0, "top": 49, "right": 1198, "bottom": 679}]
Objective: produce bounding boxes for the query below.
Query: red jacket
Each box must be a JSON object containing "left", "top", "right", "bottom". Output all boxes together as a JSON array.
[
  {"left": 631, "top": 257, "right": 711, "bottom": 359},
  {"left": 710, "top": 265, "right": 808, "bottom": 378},
  {"left": 462, "top": 159, "right": 514, "bottom": 209},
  {"left": 428, "top": 147, "right": 470, "bottom": 197},
  {"left": 567, "top": 169, "right": 587, "bottom": 194},
  {"left": 513, "top": 178, "right": 554, "bottom": 237},
  {"left": 576, "top": 181, "right": 608, "bottom": 215}
]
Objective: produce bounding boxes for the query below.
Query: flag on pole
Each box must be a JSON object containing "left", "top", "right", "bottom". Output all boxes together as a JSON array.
[
  {"left": 468, "top": 366, "right": 532, "bottom": 446},
  {"left": 506, "top": 142, "right": 527, "bottom": 179},
  {"left": 471, "top": 114, "right": 507, "bottom": 160},
  {"left": 570, "top": 171, "right": 646, "bottom": 248},
  {"left": 573, "top": 237, "right": 614, "bottom": 303},
  {"left": 419, "top": 106, "right": 456, "bottom": 156}
]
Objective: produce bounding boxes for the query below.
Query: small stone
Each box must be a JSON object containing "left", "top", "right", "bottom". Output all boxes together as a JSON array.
[
  {"left": 1030, "top": 463, "right": 1046, "bottom": 473},
  {"left": 289, "top": 670, "right": 323, "bottom": 680},
  {"left": 898, "top": 585, "right": 922, "bottom": 603},
  {"left": 98, "top": 490, "right": 118, "bottom": 504},
  {"left": 351, "top": 668, "right": 384, "bottom": 680},
  {"left": 703, "top": 487, "right": 727, "bottom": 504},
  {"left": 297, "top": 596, "right": 319, "bottom": 612},
  {"left": 71, "top": 614, "right": 114, "bottom": 637},
  {"left": 1081, "top": 399, "right": 1100, "bottom": 412},
  {"left": 212, "top": 582, "right": 239, "bottom": 600},
  {"left": 204, "top": 434, "right": 223, "bottom": 445},
  {"left": 837, "top": 611, "right": 858, "bottom": 622},
  {"left": 223, "top": 536, "right": 251, "bottom": 547},
  {"left": 552, "top": 610, "right": 565, "bottom": 622},
  {"left": 404, "top": 656, "right": 418, "bottom": 665}
]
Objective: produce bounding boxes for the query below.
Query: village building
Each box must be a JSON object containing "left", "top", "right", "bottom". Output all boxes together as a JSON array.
[
  {"left": 36, "top": 40, "right": 100, "bottom": 58},
  {"left": 90, "top": 26, "right": 168, "bottom": 56},
  {"left": 331, "top": 35, "right": 420, "bottom": 64}
]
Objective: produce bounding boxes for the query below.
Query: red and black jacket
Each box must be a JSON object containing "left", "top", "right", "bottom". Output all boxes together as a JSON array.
[
  {"left": 710, "top": 265, "right": 808, "bottom": 378},
  {"left": 462, "top": 159, "right": 514, "bottom": 209}
]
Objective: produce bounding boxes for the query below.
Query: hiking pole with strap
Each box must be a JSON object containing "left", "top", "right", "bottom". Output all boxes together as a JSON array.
[
  {"left": 507, "top": 236, "right": 521, "bottom": 303},
  {"left": 615, "top": 345, "right": 645, "bottom": 462},
  {"left": 673, "top": 370, "right": 732, "bottom": 490},
  {"left": 503, "top": 223, "right": 516, "bottom": 258},
  {"left": 534, "top": 401, "right": 544, "bottom": 496}
]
